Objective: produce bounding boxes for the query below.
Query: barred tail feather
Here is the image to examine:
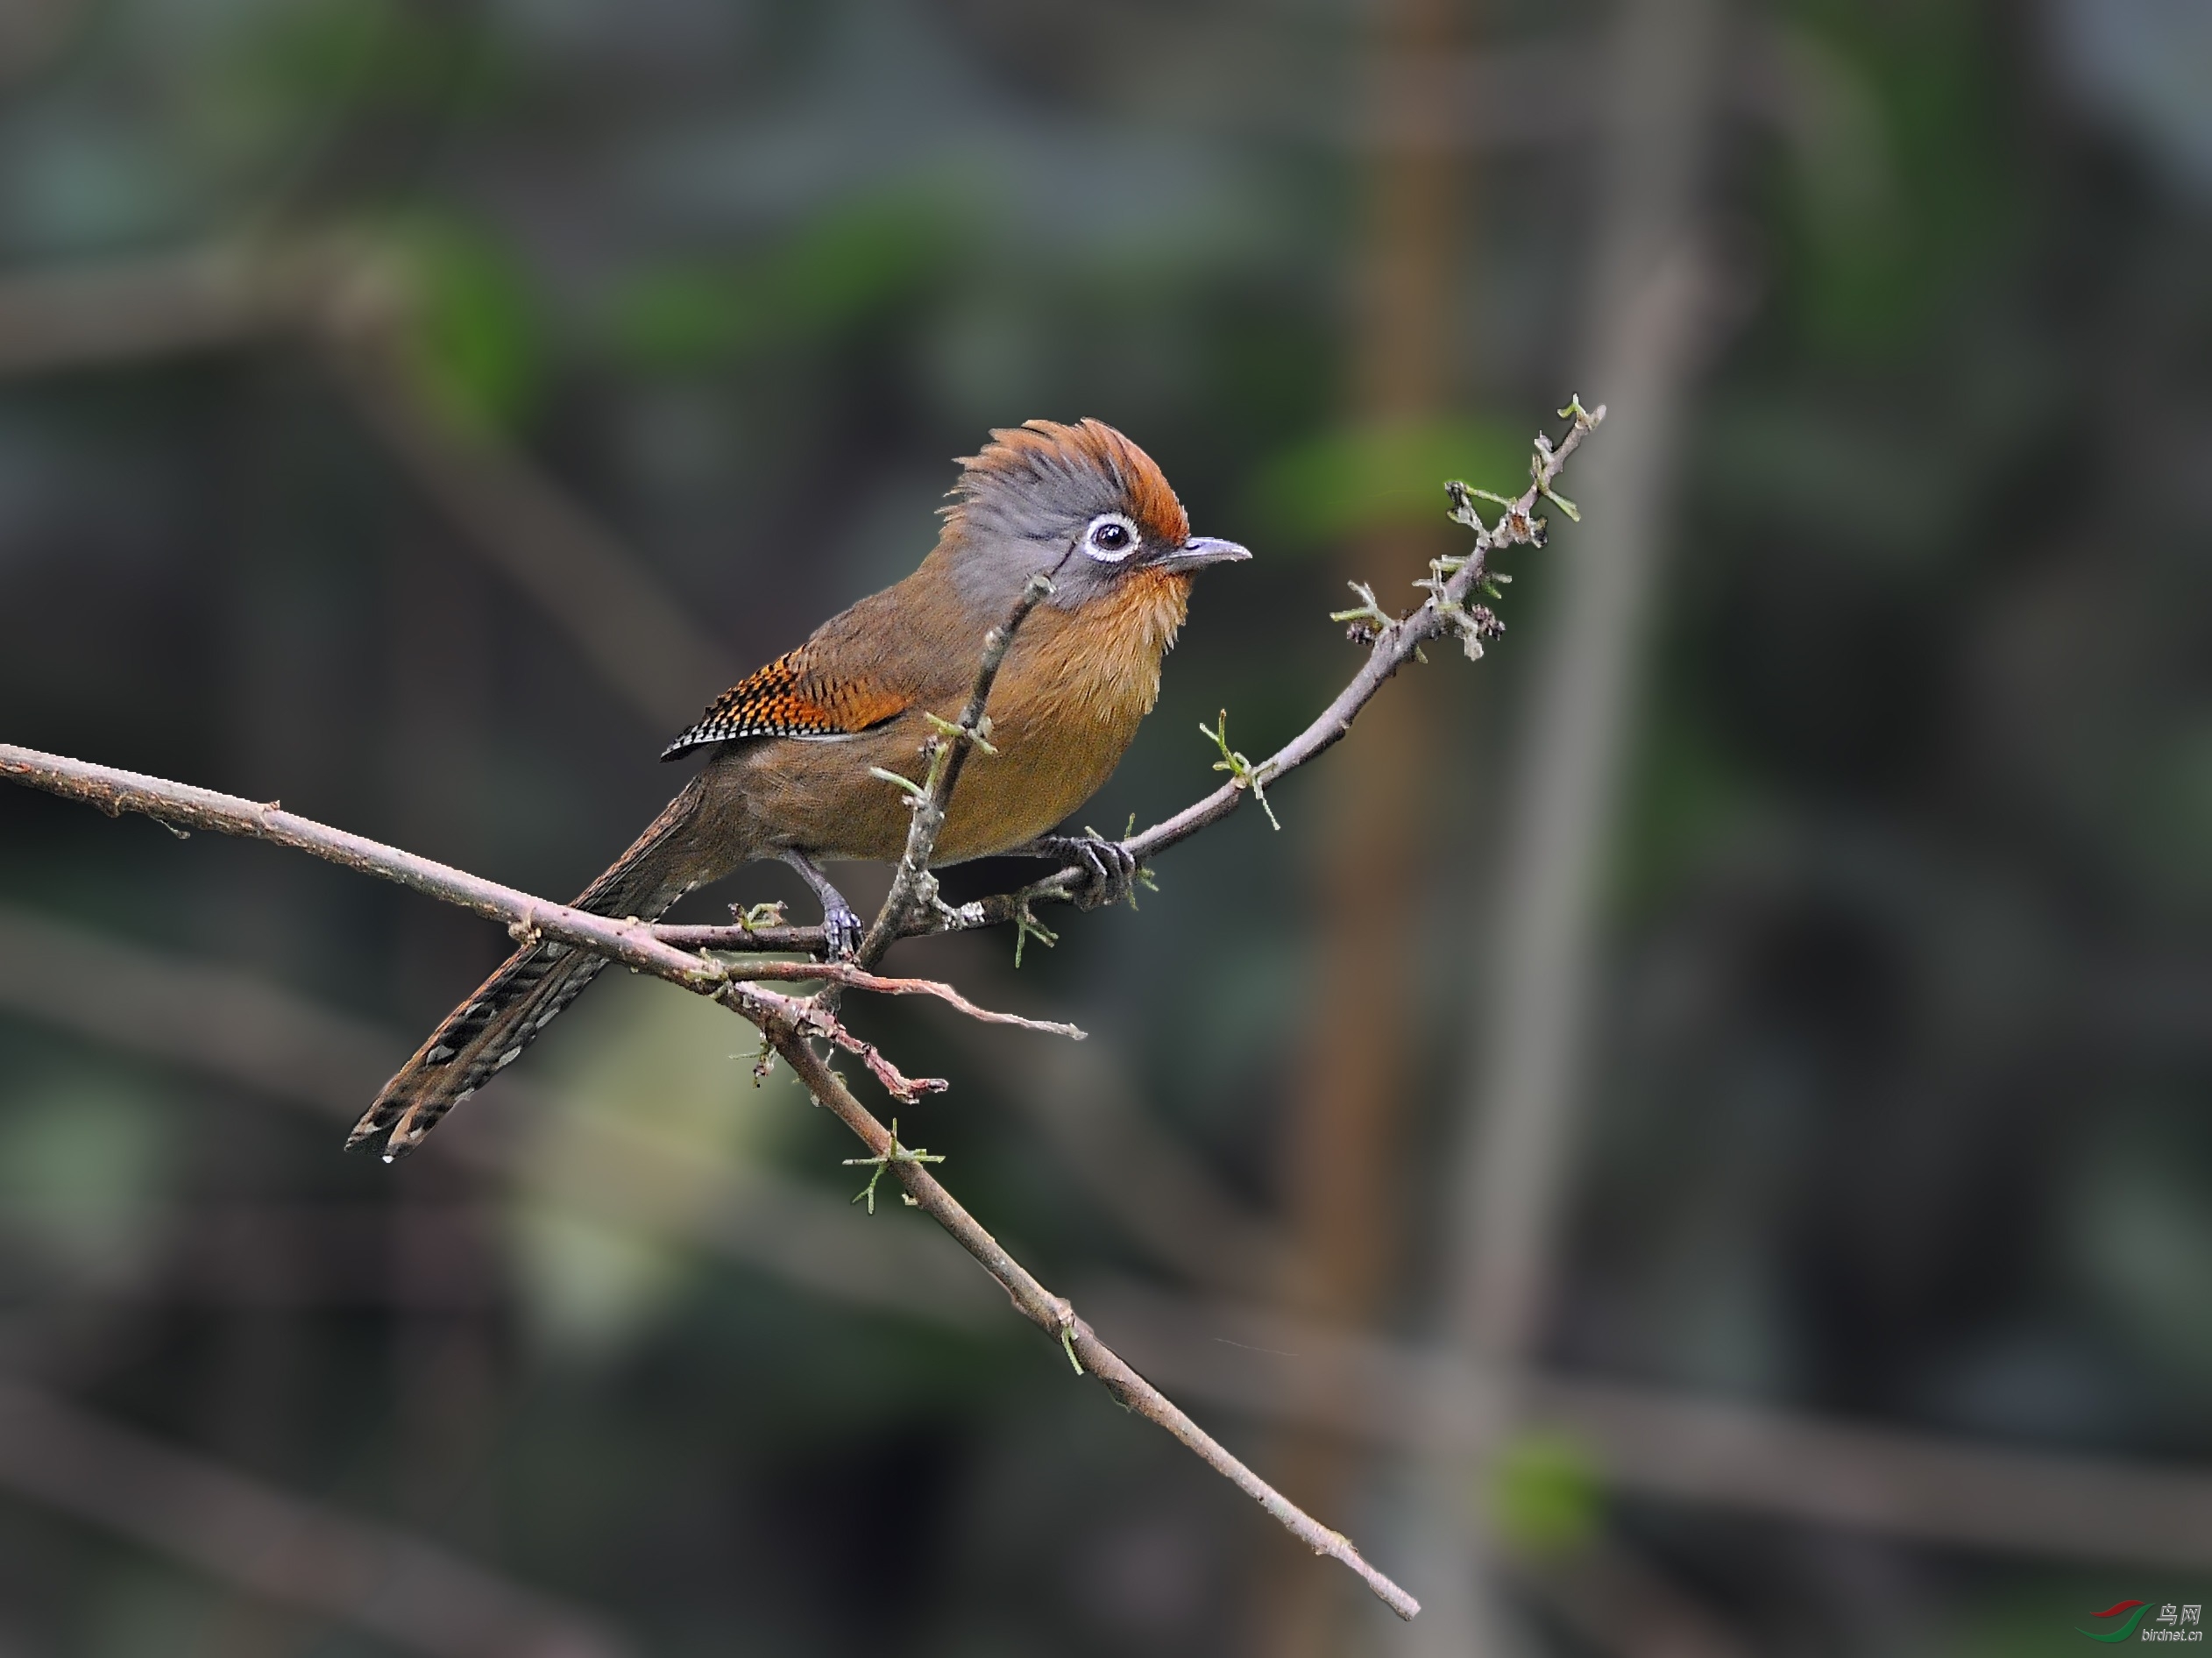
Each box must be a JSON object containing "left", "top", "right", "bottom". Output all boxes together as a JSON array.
[{"left": 352, "top": 776, "right": 718, "bottom": 1159}]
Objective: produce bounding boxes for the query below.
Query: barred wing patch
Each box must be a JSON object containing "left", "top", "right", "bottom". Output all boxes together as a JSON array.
[{"left": 661, "top": 651, "right": 910, "bottom": 759}]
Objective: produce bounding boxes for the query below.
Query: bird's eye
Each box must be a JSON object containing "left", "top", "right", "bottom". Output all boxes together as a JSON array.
[{"left": 1083, "top": 514, "right": 1138, "bottom": 562}]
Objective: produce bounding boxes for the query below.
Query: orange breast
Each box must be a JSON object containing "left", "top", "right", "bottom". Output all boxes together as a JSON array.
[{"left": 932, "top": 568, "right": 1193, "bottom": 861}]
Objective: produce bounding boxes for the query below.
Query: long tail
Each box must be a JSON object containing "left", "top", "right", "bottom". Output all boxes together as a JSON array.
[{"left": 351, "top": 775, "right": 716, "bottom": 1159}]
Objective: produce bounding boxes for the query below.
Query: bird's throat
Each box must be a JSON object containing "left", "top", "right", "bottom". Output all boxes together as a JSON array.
[{"left": 929, "top": 568, "right": 1192, "bottom": 861}]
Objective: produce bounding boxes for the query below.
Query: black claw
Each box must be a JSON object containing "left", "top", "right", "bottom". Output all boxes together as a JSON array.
[{"left": 1034, "top": 833, "right": 1139, "bottom": 910}]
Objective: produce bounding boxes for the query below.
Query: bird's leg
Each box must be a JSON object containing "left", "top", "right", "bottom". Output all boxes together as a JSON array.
[
  {"left": 1021, "top": 832, "right": 1142, "bottom": 911},
  {"left": 778, "top": 850, "right": 861, "bottom": 958}
]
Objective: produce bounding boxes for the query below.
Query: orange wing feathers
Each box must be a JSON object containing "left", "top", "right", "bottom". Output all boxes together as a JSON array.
[{"left": 662, "top": 648, "right": 911, "bottom": 759}]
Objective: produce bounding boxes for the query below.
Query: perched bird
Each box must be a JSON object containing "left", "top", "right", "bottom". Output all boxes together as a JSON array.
[{"left": 352, "top": 419, "right": 1249, "bottom": 1158}]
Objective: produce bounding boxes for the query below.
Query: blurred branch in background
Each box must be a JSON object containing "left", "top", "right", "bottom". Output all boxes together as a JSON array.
[
  {"left": 1095, "top": 1284, "right": 2212, "bottom": 1574},
  {"left": 318, "top": 329, "right": 736, "bottom": 731},
  {"left": 0, "top": 246, "right": 734, "bottom": 731},
  {"left": 0, "top": 249, "right": 295, "bottom": 375},
  {"left": 1449, "top": 0, "right": 1724, "bottom": 1384},
  {"left": 0, "top": 0, "right": 88, "bottom": 90},
  {"left": 1407, "top": 0, "right": 1733, "bottom": 1653},
  {"left": 1264, "top": 0, "right": 1471, "bottom": 1647},
  {"left": 939, "top": 1014, "right": 1289, "bottom": 1299},
  {"left": 1515, "top": 1536, "right": 1755, "bottom": 1658},
  {"left": 1409, "top": 0, "right": 1729, "bottom": 1647},
  {"left": 0, "top": 1381, "right": 629, "bottom": 1658}
]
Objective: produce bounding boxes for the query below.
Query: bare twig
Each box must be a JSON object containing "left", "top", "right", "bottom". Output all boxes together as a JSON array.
[
  {"left": 0, "top": 747, "right": 768, "bottom": 993},
  {"left": 852, "top": 570, "right": 1059, "bottom": 967},
  {"left": 0, "top": 749, "right": 1054, "bottom": 1046},
  {"left": 654, "top": 918, "right": 838, "bottom": 953},
  {"left": 760, "top": 1026, "right": 1419, "bottom": 1618},
  {"left": 696, "top": 957, "right": 1084, "bottom": 1038}
]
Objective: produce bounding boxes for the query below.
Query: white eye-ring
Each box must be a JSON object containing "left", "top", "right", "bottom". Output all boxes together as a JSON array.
[{"left": 1081, "top": 513, "right": 1139, "bottom": 563}]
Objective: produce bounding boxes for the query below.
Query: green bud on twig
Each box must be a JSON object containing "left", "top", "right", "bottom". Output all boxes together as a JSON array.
[
  {"left": 1200, "top": 711, "right": 1280, "bottom": 831},
  {"left": 1012, "top": 896, "right": 1059, "bottom": 967},
  {"left": 842, "top": 1119, "right": 946, "bottom": 1215},
  {"left": 923, "top": 710, "right": 998, "bottom": 755}
]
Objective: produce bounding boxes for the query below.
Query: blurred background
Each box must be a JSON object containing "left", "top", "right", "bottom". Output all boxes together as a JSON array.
[{"left": 2, "top": 0, "right": 2210, "bottom": 1653}]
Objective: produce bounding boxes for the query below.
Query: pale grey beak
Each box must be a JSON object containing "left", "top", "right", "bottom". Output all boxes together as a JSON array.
[{"left": 1159, "top": 535, "right": 1251, "bottom": 570}]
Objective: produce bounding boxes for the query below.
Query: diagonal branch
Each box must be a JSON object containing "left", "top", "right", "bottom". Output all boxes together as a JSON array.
[
  {"left": 663, "top": 401, "right": 1606, "bottom": 959},
  {"left": 0, "top": 741, "right": 1420, "bottom": 1619},
  {"left": 758, "top": 1023, "right": 1420, "bottom": 1619},
  {"left": 852, "top": 570, "right": 1059, "bottom": 967}
]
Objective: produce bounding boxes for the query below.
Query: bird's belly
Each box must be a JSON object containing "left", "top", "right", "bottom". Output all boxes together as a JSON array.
[
  {"left": 726, "top": 705, "right": 1137, "bottom": 866},
  {"left": 727, "top": 577, "right": 1178, "bottom": 866},
  {"left": 932, "top": 723, "right": 1131, "bottom": 862}
]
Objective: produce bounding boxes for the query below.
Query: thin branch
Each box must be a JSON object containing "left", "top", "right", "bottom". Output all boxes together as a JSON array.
[
  {"left": 698, "top": 957, "right": 1084, "bottom": 1038},
  {"left": 653, "top": 918, "right": 836, "bottom": 953},
  {"left": 0, "top": 747, "right": 754, "bottom": 991},
  {"left": 1117, "top": 401, "right": 1600, "bottom": 867},
  {"left": 759, "top": 1024, "right": 1420, "bottom": 1619},
  {"left": 852, "top": 570, "right": 1058, "bottom": 967},
  {"left": 663, "top": 401, "right": 1606, "bottom": 960},
  {"left": 0, "top": 753, "right": 1420, "bottom": 1616}
]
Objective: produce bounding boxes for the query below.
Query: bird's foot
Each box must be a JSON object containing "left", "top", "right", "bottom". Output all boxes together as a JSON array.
[
  {"left": 778, "top": 850, "right": 862, "bottom": 959},
  {"left": 821, "top": 900, "right": 862, "bottom": 960},
  {"left": 1030, "top": 833, "right": 1143, "bottom": 911}
]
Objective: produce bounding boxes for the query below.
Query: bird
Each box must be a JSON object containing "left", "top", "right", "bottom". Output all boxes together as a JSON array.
[{"left": 351, "top": 418, "right": 1250, "bottom": 1159}]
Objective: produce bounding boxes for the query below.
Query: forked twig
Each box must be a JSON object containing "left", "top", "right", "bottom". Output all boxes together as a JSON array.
[{"left": 709, "top": 959, "right": 1084, "bottom": 1038}]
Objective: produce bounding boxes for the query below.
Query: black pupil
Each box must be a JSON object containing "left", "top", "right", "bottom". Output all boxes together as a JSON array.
[{"left": 1095, "top": 522, "right": 1129, "bottom": 549}]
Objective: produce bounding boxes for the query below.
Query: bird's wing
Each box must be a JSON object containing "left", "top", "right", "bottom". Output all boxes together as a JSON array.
[{"left": 660, "top": 643, "right": 913, "bottom": 760}]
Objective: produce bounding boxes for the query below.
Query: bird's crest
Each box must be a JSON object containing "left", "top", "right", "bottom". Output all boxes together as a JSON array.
[{"left": 945, "top": 418, "right": 1190, "bottom": 549}]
